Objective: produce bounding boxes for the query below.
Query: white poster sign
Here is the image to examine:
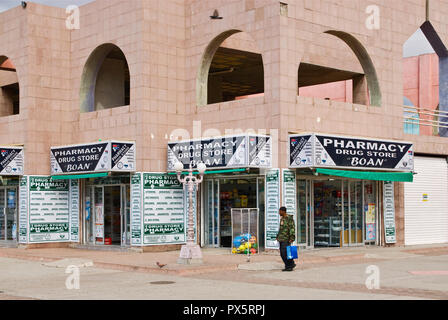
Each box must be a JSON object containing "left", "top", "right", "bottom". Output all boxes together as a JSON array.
[
  {"left": 142, "top": 173, "right": 185, "bottom": 245},
  {"left": 265, "top": 169, "right": 280, "bottom": 249},
  {"left": 282, "top": 169, "right": 297, "bottom": 241},
  {"left": 18, "top": 176, "right": 28, "bottom": 243},
  {"left": 69, "top": 179, "right": 79, "bottom": 241},
  {"left": 131, "top": 173, "right": 142, "bottom": 245},
  {"left": 383, "top": 181, "right": 396, "bottom": 244},
  {"left": 28, "top": 176, "right": 70, "bottom": 243}
]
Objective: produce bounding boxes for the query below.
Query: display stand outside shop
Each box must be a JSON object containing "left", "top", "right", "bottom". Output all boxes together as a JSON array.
[{"left": 231, "top": 208, "right": 259, "bottom": 261}]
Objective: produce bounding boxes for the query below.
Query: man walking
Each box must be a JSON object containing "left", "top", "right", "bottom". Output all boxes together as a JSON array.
[{"left": 276, "top": 206, "right": 296, "bottom": 271}]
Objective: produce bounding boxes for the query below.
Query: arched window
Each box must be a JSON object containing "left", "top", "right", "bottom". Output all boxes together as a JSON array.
[
  {"left": 80, "top": 44, "right": 130, "bottom": 113},
  {"left": 298, "top": 31, "right": 381, "bottom": 107},
  {"left": 197, "top": 30, "right": 264, "bottom": 106},
  {"left": 0, "top": 56, "right": 19, "bottom": 116},
  {"left": 403, "top": 21, "right": 447, "bottom": 136}
]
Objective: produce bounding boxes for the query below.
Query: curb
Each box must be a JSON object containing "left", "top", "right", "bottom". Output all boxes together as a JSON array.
[
  {"left": 403, "top": 246, "right": 448, "bottom": 255},
  {"left": 0, "top": 250, "right": 379, "bottom": 275},
  {"left": 0, "top": 251, "right": 239, "bottom": 276}
]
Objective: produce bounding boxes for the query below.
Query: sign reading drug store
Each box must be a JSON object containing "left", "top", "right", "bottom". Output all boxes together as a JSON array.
[
  {"left": 289, "top": 133, "right": 413, "bottom": 171},
  {"left": 167, "top": 135, "right": 271, "bottom": 170},
  {"left": 51, "top": 141, "right": 136, "bottom": 175}
]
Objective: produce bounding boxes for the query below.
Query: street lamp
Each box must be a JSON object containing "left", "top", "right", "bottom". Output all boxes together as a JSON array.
[{"left": 175, "top": 161, "right": 206, "bottom": 264}]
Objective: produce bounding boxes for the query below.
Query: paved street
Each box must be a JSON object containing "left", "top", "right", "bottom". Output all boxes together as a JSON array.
[{"left": 0, "top": 245, "right": 447, "bottom": 300}]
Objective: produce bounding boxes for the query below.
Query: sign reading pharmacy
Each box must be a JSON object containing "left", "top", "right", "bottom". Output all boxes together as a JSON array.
[
  {"left": 289, "top": 133, "right": 413, "bottom": 171},
  {"left": 167, "top": 135, "right": 271, "bottom": 170},
  {"left": 142, "top": 173, "right": 186, "bottom": 245},
  {"left": 51, "top": 141, "right": 136, "bottom": 175},
  {"left": 28, "top": 176, "right": 70, "bottom": 243},
  {"left": 0, "top": 146, "right": 24, "bottom": 175}
]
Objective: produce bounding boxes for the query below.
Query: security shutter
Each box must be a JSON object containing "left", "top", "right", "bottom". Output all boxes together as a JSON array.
[{"left": 404, "top": 156, "right": 448, "bottom": 245}]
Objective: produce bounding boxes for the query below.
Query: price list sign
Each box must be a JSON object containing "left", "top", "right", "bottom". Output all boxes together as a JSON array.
[
  {"left": 28, "top": 176, "right": 70, "bottom": 243},
  {"left": 265, "top": 169, "right": 280, "bottom": 249},
  {"left": 142, "top": 173, "right": 185, "bottom": 245}
]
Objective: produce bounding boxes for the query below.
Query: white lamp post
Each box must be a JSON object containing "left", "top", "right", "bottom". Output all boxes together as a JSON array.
[{"left": 175, "top": 161, "right": 206, "bottom": 264}]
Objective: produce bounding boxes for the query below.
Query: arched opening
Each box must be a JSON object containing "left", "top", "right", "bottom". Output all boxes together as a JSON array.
[
  {"left": 0, "top": 56, "right": 19, "bottom": 116},
  {"left": 403, "top": 21, "right": 448, "bottom": 136},
  {"left": 298, "top": 31, "right": 382, "bottom": 107},
  {"left": 80, "top": 44, "right": 130, "bottom": 113},
  {"left": 197, "top": 30, "right": 264, "bottom": 106}
]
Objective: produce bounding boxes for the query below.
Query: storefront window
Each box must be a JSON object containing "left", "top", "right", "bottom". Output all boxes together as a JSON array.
[
  {"left": 364, "top": 181, "right": 377, "bottom": 243},
  {"left": 203, "top": 176, "right": 263, "bottom": 249},
  {"left": 296, "top": 177, "right": 378, "bottom": 248},
  {"left": 351, "top": 181, "right": 363, "bottom": 244},
  {"left": 82, "top": 175, "right": 131, "bottom": 246},
  {"left": 297, "top": 180, "right": 307, "bottom": 244},
  {"left": 0, "top": 182, "right": 18, "bottom": 241},
  {"left": 313, "top": 180, "right": 342, "bottom": 247}
]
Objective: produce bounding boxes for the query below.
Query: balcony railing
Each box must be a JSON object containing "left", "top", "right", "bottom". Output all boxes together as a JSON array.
[{"left": 403, "top": 105, "right": 448, "bottom": 136}]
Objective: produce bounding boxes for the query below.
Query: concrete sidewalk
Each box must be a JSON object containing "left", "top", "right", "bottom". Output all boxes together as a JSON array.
[{"left": 0, "top": 244, "right": 446, "bottom": 276}]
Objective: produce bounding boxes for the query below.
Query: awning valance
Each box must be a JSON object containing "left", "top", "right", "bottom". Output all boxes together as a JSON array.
[
  {"left": 315, "top": 168, "right": 413, "bottom": 182},
  {"left": 51, "top": 172, "right": 109, "bottom": 180}
]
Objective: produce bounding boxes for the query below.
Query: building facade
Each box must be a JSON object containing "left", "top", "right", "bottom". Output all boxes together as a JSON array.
[{"left": 1, "top": 0, "right": 448, "bottom": 251}]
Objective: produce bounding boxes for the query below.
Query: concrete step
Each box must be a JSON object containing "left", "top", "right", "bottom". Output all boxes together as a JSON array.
[
  {"left": 69, "top": 243, "right": 143, "bottom": 253},
  {"left": 0, "top": 241, "right": 18, "bottom": 248}
]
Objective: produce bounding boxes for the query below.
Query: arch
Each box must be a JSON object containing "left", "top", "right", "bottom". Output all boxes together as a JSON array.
[
  {"left": 0, "top": 56, "right": 20, "bottom": 116},
  {"left": 196, "top": 30, "right": 264, "bottom": 106},
  {"left": 324, "top": 31, "right": 382, "bottom": 107},
  {"left": 80, "top": 43, "right": 130, "bottom": 113},
  {"left": 402, "top": 21, "right": 447, "bottom": 136}
]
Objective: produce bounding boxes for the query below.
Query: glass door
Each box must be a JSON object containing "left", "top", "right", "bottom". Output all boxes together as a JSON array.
[
  {"left": 343, "top": 181, "right": 364, "bottom": 246},
  {"left": 104, "top": 186, "right": 121, "bottom": 245},
  {"left": 313, "top": 180, "right": 342, "bottom": 247},
  {"left": 351, "top": 181, "right": 363, "bottom": 245},
  {"left": 364, "top": 181, "right": 377, "bottom": 244},
  {"left": 94, "top": 186, "right": 104, "bottom": 245},
  {"left": 121, "top": 185, "right": 131, "bottom": 246},
  {"left": 204, "top": 179, "right": 219, "bottom": 247},
  {"left": 84, "top": 185, "right": 93, "bottom": 244},
  {"left": 297, "top": 179, "right": 312, "bottom": 248},
  {"left": 5, "top": 188, "right": 17, "bottom": 241}
]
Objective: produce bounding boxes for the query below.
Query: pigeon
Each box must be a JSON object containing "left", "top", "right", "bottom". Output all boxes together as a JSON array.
[{"left": 156, "top": 262, "right": 167, "bottom": 268}]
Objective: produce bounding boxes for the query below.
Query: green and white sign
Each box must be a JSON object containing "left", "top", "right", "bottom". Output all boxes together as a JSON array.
[
  {"left": 265, "top": 169, "right": 280, "bottom": 249},
  {"left": 282, "top": 169, "right": 297, "bottom": 241},
  {"left": 131, "top": 173, "right": 142, "bottom": 245},
  {"left": 383, "top": 181, "right": 396, "bottom": 244},
  {"left": 28, "top": 176, "right": 70, "bottom": 243},
  {"left": 69, "top": 180, "right": 79, "bottom": 241},
  {"left": 18, "top": 176, "right": 28, "bottom": 243},
  {"left": 142, "top": 173, "right": 185, "bottom": 245}
]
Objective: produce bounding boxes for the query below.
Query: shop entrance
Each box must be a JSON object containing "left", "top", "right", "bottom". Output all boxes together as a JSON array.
[
  {"left": 297, "top": 178, "right": 379, "bottom": 248},
  {"left": 84, "top": 182, "right": 130, "bottom": 246},
  {"left": 0, "top": 187, "right": 18, "bottom": 242},
  {"left": 203, "top": 176, "right": 265, "bottom": 249}
]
